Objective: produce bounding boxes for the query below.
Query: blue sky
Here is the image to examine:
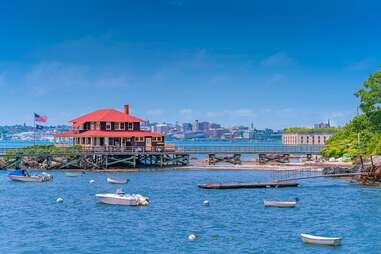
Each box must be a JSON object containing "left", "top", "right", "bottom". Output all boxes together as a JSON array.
[{"left": 0, "top": 0, "right": 380, "bottom": 129}]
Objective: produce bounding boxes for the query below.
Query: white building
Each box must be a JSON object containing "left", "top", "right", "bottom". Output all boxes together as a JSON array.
[{"left": 282, "top": 131, "right": 333, "bottom": 145}]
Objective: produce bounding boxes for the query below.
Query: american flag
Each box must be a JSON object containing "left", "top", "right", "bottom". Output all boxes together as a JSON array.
[{"left": 34, "top": 113, "right": 48, "bottom": 123}]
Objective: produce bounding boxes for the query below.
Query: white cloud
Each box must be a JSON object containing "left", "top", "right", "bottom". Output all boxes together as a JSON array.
[
  {"left": 146, "top": 109, "right": 164, "bottom": 116},
  {"left": 261, "top": 52, "right": 295, "bottom": 67},
  {"left": 266, "top": 73, "right": 287, "bottom": 84},
  {"left": 205, "top": 109, "right": 255, "bottom": 118}
]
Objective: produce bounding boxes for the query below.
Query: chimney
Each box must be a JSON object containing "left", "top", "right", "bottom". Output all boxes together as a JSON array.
[{"left": 124, "top": 104, "right": 129, "bottom": 115}]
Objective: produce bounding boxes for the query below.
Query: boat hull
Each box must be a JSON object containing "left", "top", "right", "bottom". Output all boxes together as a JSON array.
[
  {"left": 96, "top": 194, "right": 148, "bottom": 206},
  {"left": 107, "top": 177, "right": 129, "bottom": 184},
  {"left": 65, "top": 173, "right": 83, "bottom": 177},
  {"left": 264, "top": 201, "right": 296, "bottom": 208},
  {"left": 301, "top": 234, "right": 341, "bottom": 246},
  {"left": 8, "top": 175, "right": 52, "bottom": 182}
]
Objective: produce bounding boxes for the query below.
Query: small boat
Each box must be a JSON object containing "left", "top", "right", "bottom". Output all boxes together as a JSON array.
[
  {"left": 65, "top": 172, "right": 84, "bottom": 177},
  {"left": 96, "top": 189, "right": 149, "bottom": 206},
  {"left": 8, "top": 170, "right": 53, "bottom": 182},
  {"left": 107, "top": 177, "right": 129, "bottom": 184},
  {"left": 264, "top": 200, "right": 296, "bottom": 208},
  {"left": 301, "top": 233, "right": 342, "bottom": 246}
]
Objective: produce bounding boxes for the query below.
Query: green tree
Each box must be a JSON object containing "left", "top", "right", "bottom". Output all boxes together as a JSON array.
[
  {"left": 355, "top": 66, "right": 381, "bottom": 114},
  {"left": 321, "top": 67, "right": 381, "bottom": 158}
]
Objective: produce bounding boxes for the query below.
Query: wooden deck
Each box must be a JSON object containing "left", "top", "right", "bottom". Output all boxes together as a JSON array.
[{"left": 198, "top": 181, "right": 299, "bottom": 189}]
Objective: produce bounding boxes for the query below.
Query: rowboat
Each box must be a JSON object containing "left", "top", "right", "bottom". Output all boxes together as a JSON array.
[
  {"left": 8, "top": 170, "right": 53, "bottom": 182},
  {"left": 264, "top": 200, "right": 297, "bottom": 208},
  {"left": 107, "top": 177, "right": 129, "bottom": 184},
  {"left": 96, "top": 189, "right": 149, "bottom": 206},
  {"left": 301, "top": 233, "right": 342, "bottom": 246},
  {"left": 65, "top": 172, "right": 84, "bottom": 177}
]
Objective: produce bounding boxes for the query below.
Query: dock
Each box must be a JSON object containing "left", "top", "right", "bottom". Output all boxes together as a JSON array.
[{"left": 198, "top": 181, "right": 299, "bottom": 189}]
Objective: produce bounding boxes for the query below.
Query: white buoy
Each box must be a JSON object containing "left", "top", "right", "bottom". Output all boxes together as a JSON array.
[
  {"left": 188, "top": 234, "right": 197, "bottom": 241},
  {"left": 56, "top": 197, "right": 64, "bottom": 203},
  {"left": 89, "top": 179, "right": 95, "bottom": 183},
  {"left": 203, "top": 200, "right": 209, "bottom": 206}
]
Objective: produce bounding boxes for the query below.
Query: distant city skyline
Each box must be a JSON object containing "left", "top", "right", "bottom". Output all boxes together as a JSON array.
[{"left": 0, "top": 1, "right": 379, "bottom": 128}]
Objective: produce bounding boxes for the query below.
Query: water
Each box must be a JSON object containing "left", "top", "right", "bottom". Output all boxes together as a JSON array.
[{"left": 1, "top": 169, "right": 380, "bottom": 253}]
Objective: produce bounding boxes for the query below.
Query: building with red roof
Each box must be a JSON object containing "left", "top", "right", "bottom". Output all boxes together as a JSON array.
[{"left": 55, "top": 105, "right": 164, "bottom": 151}]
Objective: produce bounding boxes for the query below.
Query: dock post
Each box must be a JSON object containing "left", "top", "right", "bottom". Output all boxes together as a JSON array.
[
  {"left": 160, "top": 154, "right": 164, "bottom": 167},
  {"left": 233, "top": 154, "right": 241, "bottom": 164},
  {"left": 209, "top": 154, "right": 215, "bottom": 165},
  {"left": 258, "top": 154, "right": 266, "bottom": 164}
]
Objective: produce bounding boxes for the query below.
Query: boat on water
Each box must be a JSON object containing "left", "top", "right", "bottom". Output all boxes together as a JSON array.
[
  {"left": 96, "top": 189, "right": 149, "bottom": 206},
  {"left": 107, "top": 177, "right": 129, "bottom": 184},
  {"left": 264, "top": 200, "right": 297, "bottom": 208},
  {"left": 65, "top": 172, "right": 84, "bottom": 177},
  {"left": 8, "top": 169, "right": 53, "bottom": 182},
  {"left": 301, "top": 233, "right": 342, "bottom": 246}
]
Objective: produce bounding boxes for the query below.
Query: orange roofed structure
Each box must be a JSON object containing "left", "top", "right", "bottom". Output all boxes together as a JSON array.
[{"left": 55, "top": 104, "right": 164, "bottom": 151}]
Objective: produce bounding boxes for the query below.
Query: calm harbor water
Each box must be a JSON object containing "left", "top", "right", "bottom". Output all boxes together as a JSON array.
[{"left": 1, "top": 169, "right": 380, "bottom": 253}]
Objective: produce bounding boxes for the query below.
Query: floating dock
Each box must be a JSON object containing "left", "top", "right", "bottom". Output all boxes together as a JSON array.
[{"left": 198, "top": 181, "right": 299, "bottom": 189}]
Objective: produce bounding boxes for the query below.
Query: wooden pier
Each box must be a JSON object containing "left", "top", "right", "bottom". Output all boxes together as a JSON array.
[
  {"left": 0, "top": 149, "right": 190, "bottom": 170},
  {"left": 0, "top": 144, "right": 323, "bottom": 170},
  {"left": 198, "top": 181, "right": 299, "bottom": 189}
]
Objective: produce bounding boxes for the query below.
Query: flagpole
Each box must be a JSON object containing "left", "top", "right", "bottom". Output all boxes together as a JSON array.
[{"left": 33, "top": 115, "right": 36, "bottom": 146}]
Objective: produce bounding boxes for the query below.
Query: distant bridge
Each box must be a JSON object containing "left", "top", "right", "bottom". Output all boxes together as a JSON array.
[{"left": 175, "top": 145, "right": 323, "bottom": 155}]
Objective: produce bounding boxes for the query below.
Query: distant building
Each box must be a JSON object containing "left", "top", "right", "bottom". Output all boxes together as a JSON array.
[
  {"left": 210, "top": 123, "right": 221, "bottom": 129},
  {"left": 198, "top": 121, "right": 210, "bottom": 132},
  {"left": 182, "top": 123, "right": 192, "bottom": 132},
  {"left": 314, "top": 120, "right": 331, "bottom": 129},
  {"left": 282, "top": 128, "right": 335, "bottom": 145},
  {"left": 192, "top": 120, "right": 199, "bottom": 132},
  {"left": 153, "top": 123, "right": 170, "bottom": 134}
]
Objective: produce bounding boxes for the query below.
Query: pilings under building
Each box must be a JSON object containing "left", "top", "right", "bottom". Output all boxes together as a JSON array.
[{"left": 0, "top": 151, "right": 190, "bottom": 170}]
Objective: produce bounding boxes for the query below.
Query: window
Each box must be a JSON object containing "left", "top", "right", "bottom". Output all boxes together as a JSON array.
[
  {"left": 106, "top": 123, "right": 111, "bottom": 130},
  {"left": 128, "top": 123, "right": 133, "bottom": 130},
  {"left": 120, "top": 123, "right": 125, "bottom": 130}
]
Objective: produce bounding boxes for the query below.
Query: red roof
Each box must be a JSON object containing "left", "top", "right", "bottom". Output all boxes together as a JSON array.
[
  {"left": 55, "top": 130, "right": 162, "bottom": 138},
  {"left": 70, "top": 109, "right": 144, "bottom": 127}
]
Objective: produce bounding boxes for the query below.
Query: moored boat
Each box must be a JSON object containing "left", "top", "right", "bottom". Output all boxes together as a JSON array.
[
  {"left": 264, "top": 200, "right": 296, "bottom": 208},
  {"left": 301, "top": 233, "right": 342, "bottom": 246},
  {"left": 65, "top": 172, "right": 84, "bottom": 177},
  {"left": 107, "top": 177, "right": 129, "bottom": 184},
  {"left": 96, "top": 189, "right": 149, "bottom": 206},
  {"left": 8, "top": 170, "right": 53, "bottom": 182}
]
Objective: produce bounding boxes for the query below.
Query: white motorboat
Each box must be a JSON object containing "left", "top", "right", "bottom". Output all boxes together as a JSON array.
[
  {"left": 107, "top": 177, "right": 129, "bottom": 184},
  {"left": 8, "top": 170, "right": 53, "bottom": 182},
  {"left": 301, "top": 233, "right": 342, "bottom": 246},
  {"left": 264, "top": 200, "right": 296, "bottom": 208},
  {"left": 96, "top": 190, "right": 149, "bottom": 206}
]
